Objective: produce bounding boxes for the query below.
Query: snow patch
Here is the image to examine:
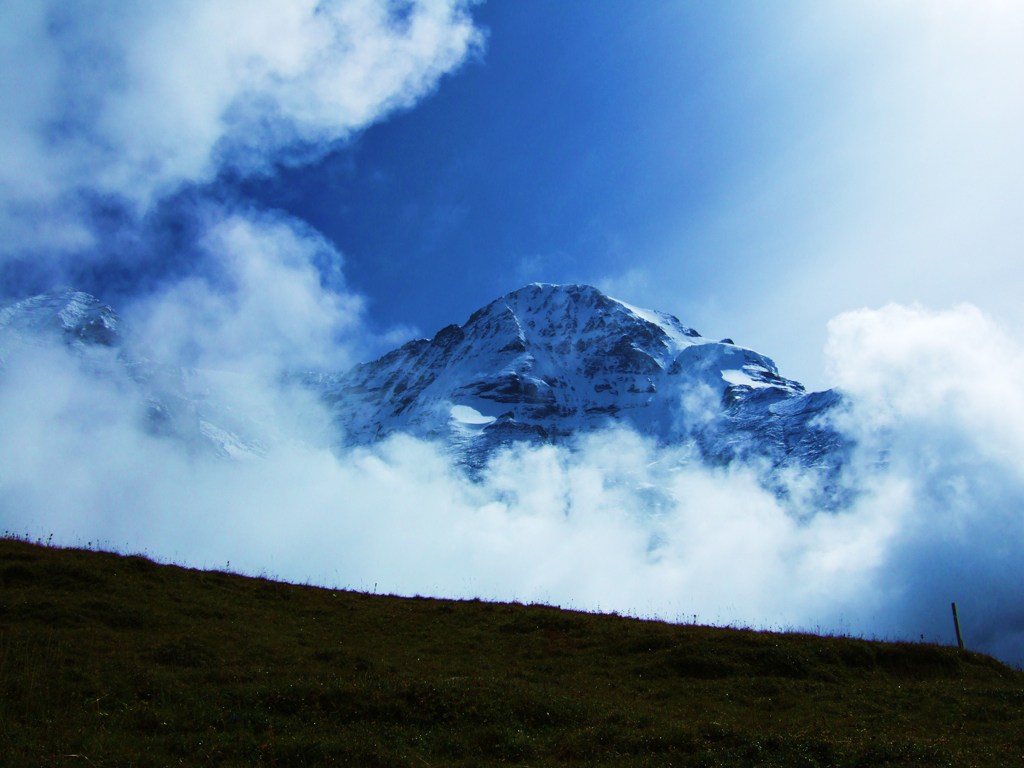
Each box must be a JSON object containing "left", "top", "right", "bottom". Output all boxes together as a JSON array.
[
  {"left": 721, "top": 368, "right": 773, "bottom": 389},
  {"left": 450, "top": 404, "right": 495, "bottom": 425},
  {"left": 610, "top": 297, "right": 701, "bottom": 349}
]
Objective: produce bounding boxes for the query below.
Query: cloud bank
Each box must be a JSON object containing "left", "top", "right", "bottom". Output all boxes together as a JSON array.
[
  {"left": 826, "top": 304, "right": 1024, "bottom": 662},
  {"left": 3, "top": 300, "right": 1024, "bottom": 667}
]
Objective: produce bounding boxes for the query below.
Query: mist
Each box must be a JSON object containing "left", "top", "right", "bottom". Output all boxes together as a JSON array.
[{"left": 3, "top": 296, "right": 1024, "bottom": 667}]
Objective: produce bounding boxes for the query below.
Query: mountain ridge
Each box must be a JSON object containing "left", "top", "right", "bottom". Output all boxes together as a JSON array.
[{"left": 314, "top": 283, "right": 847, "bottom": 502}]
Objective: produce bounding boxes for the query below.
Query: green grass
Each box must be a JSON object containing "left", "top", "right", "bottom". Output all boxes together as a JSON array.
[{"left": 2, "top": 537, "right": 1022, "bottom": 766}]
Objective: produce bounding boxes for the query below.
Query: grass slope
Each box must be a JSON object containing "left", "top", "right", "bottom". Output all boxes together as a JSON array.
[{"left": 1, "top": 537, "right": 1022, "bottom": 767}]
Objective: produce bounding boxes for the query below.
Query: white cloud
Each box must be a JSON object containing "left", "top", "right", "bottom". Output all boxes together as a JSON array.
[
  {"left": 823, "top": 302, "right": 1024, "bottom": 662},
  {"left": 5, "top": 300, "right": 1024, "bottom": 667},
  {"left": 126, "top": 207, "right": 365, "bottom": 375},
  {"left": 827, "top": 303, "right": 1024, "bottom": 462},
  {"left": 0, "top": 0, "right": 479, "bottom": 416},
  {"left": 0, "top": 0, "right": 482, "bottom": 256}
]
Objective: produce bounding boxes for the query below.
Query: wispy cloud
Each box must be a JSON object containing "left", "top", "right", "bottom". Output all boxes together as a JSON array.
[
  {"left": 0, "top": 0, "right": 484, "bottom": 414},
  {"left": 824, "top": 303, "right": 1024, "bottom": 661},
  {"left": 125, "top": 206, "right": 365, "bottom": 374},
  {"left": 0, "top": 0, "right": 482, "bottom": 257}
]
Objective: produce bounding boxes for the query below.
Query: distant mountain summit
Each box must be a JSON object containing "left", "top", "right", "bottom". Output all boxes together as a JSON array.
[
  {"left": 311, "top": 283, "right": 847, "bottom": 499},
  {"left": 0, "top": 288, "right": 266, "bottom": 460},
  {"left": 0, "top": 288, "right": 121, "bottom": 353}
]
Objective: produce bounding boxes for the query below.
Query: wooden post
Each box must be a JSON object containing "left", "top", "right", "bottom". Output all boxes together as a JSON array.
[{"left": 951, "top": 602, "right": 965, "bottom": 651}]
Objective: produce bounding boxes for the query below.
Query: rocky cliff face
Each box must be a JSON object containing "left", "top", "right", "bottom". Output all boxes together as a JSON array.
[{"left": 311, "top": 284, "right": 848, "bottom": 501}]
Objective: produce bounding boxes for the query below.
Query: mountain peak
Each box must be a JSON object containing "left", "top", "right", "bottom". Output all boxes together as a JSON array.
[
  {"left": 0, "top": 288, "right": 121, "bottom": 348},
  {"left": 463, "top": 283, "right": 703, "bottom": 362},
  {"left": 318, "top": 284, "right": 843, "bottom": 499}
]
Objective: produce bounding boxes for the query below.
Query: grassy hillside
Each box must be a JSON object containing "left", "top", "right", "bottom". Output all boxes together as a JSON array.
[{"left": 1, "top": 537, "right": 1022, "bottom": 767}]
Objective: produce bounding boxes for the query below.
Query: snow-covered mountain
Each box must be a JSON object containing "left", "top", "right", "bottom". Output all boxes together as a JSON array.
[
  {"left": 311, "top": 284, "right": 847, "bottom": 501},
  {"left": 2, "top": 284, "right": 849, "bottom": 505},
  {"left": 0, "top": 288, "right": 121, "bottom": 354}
]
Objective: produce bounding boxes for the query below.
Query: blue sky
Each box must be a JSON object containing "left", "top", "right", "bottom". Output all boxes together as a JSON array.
[
  {"left": 242, "top": 1, "right": 1024, "bottom": 391},
  {"left": 3, "top": 1, "right": 1024, "bottom": 389},
  {"left": 243, "top": 4, "right": 758, "bottom": 335},
  {"left": 241, "top": 2, "right": 836, "bottom": 372}
]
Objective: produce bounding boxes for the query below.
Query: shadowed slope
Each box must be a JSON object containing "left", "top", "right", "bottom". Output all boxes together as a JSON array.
[{"left": 2, "top": 537, "right": 1021, "bottom": 766}]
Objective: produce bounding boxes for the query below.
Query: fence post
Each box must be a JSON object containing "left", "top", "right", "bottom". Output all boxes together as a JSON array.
[{"left": 951, "top": 602, "right": 964, "bottom": 651}]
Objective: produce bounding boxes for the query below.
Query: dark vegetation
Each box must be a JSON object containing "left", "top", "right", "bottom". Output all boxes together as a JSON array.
[{"left": 2, "top": 536, "right": 1022, "bottom": 766}]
